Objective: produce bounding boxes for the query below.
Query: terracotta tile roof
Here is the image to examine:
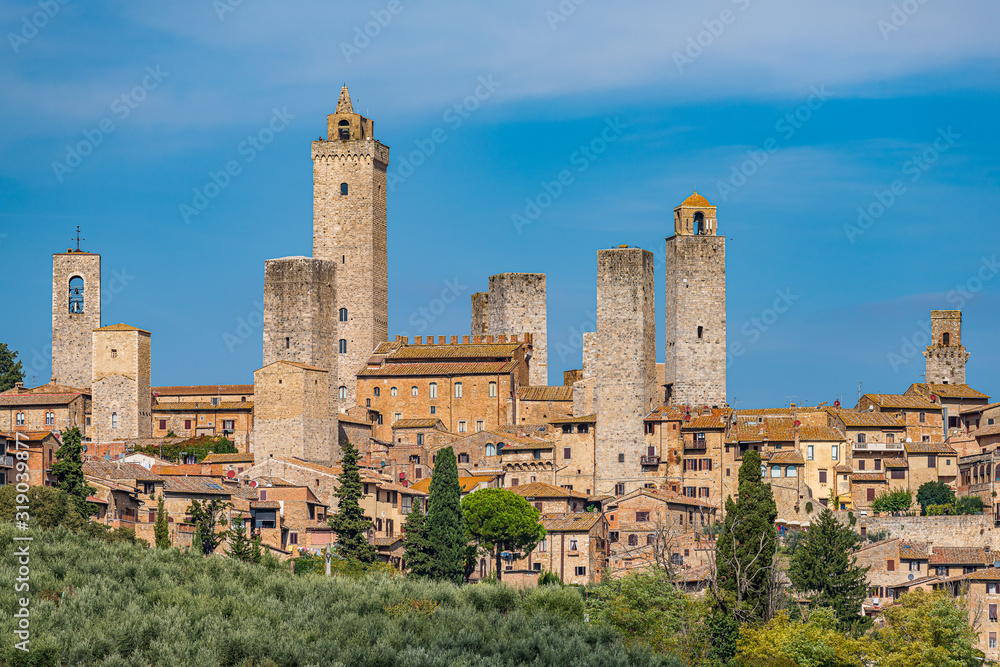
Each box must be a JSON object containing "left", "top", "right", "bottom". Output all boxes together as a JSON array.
[
  {"left": 1, "top": 381, "right": 86, "bottom": 395},
  {"left": 201, "top": 453, "right": 254, "bottom": 464},
  {"left": 371, "top": 342, "right": 397, "bottom": 355},
  {"left": 12, "top": 431, "right": 59, "bottom": 442},
  {"left": 392, "top": 418, "right": 444, "bottom": 429},
  {"left": 940, "top": 567, "right": 1000, "bottom": 583},
  {"left": 377, "top": 481, "right": 426, "bottom": 496},
  {"left": 929, "top": 547, "right": 990, "bottom": 566},
  {"left": 231, "top": 486, "right": 260, "bottom": 500},
  {"left": 798, "top": 425, "right": 846, "bottom": 441},
  {"left": 611, "top": 489, "right": 717, "bottom": 510},
  {"left": 163, "top": 477, "right": 231, "bottom": 495},
  {"left": 829, "top": 408, "right": 906, "bottom": 428},
  {"left": 95, "top": 323, "right": 150, "bottom": 333},
  {"left": 510, "top": 481, "right": 589, "bottom": 500},
  {"left": 153, "top": 401, "right": 252, "bottom": 412},
  {"left": 727, "top": 417, "right": 825, "bottom": 443},
  {"left": 768, "top": 450, "right": 805, "bottom": 465},
  {"left": 338, "top": 416, "right": 373, "bottom": 427},
  {"left": 82, "top": 461, "right": 163, "bottom": 481},
  {"left": 0, "top": 392, "right": 82, "bottom": 407},
  {"left": 359, "top": 361, "right": 519, "bottom": 377},
  {"left": 898, "top": 542, "right": 930, "bottom": 559},
  {"left": 904, "top": 442, "right": 957, "bottom": 455},
  {"left": 863, "top": 394, "right": 940, "bottom": 411},
  {"left": 86, "top": 495, "right": 108, "bottom": 504},
  {"left": 974, "top": 424, "right": 1000, "bottom": 438},
  {"left": 501, "top": 437, "right": 555, "bottom": 451},
  {"left": 850, "top": 472, "right": 885, "bottom": 482},
  {"left": 549, "top": 414, "right": 596, "bottom": 424},
  {"left": 374, "top": 536, "right": 404, "bottom": 547},
  {"left": 542, "top": 512, "right": 602, "bottom": 532},
  {"left": 961, "top": 401, "right": 1000, "bottom": 415},
  {"left": 734, "top": 407, "right": 820, "bottom": 415},
  {"left": 518, "top": 386, "right": 574, "bottom": 402},
  {"left": 882, "top": 459, "right": 908, "bottom": 468},
  {"left": 645, "top": 406, "right": 689, "bottom": 422},
  {"left": 251, "top": 500, "right": 280, "bottom": 509},
  {"left": 275, "top": 457, "right": 342, "bottom": 477},
  {"left": 391, "top": 343, "right": 522, "bottom": 360},
  {"left": 835, "top": 463, "right": 853, "bottom": 473},
  {"left": 911, "top": 383, "right": 990, "bottom": 400},
  {"left": 407, "top": 475, "right": 497, "bottom": 495},
  {"left": 682, "top": 413, "right": 728, "bottom": 430},
  {"left": 681, "top": 191, "right": 712, "bottom": 207},
  {"left": 153, "top": 384, "right": 254, "bottom": 397}
]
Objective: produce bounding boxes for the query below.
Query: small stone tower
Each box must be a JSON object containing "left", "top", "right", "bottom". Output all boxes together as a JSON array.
[
  {"left": 664, "top": 192, "right": 727, "bottom": 408},
  {"left": 262, "top": 257, "right": 337, "bottom": 371},
  {"left": 470, "top": 293, "right": 489, "bottom": 335},
  {"left": 485, "top": 273, "right": 548, "bottom": 386},
  {"left": 52, "top": 250, "right": 101, "bottom": 389},
  {"left": 90, "top": 324, "right": 151, "bottom": 442},
  {"left": 312, "top": 85, "right": 389, "bottom": 412},
  {"left": 595, "top": 246, "right": 656, "bottom": 496},
  {"left": 924, "top": 310, "right": 969, "bottom": 384}
]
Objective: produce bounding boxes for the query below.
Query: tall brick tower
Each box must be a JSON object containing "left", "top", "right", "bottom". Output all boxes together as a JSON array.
[
  {"left": 924, "top": 310, "right": 969, "bottom": 384},
  {"left": 312, "top": 85, "right": 389, "bottom": 412},
  {"left": 90, "top": 324, "right": 151, "bottom": 442},
  {"left": 664, "top": 192, "right": 727, "bottom": 408},
  {"left": 484, "top": 273, "right": 548, "bottom": 386},
  {"left": 52, "top": 249, "right": 101, "bottom": 389},
  {"left": 595, "top": 246, "right": 657, "bottom": 496}
]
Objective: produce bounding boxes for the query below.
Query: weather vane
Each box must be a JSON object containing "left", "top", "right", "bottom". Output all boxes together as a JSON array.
[{"left": 72, "top": 225, "right": 85, "bottom": 252}]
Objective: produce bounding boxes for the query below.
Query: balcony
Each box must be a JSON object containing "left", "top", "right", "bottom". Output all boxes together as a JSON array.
[
  {"left": 852, "top": 442, "right": 904, "bottom": 451},
  {"left": 640, "top": 455, "right": 660, "bottom": 466}
]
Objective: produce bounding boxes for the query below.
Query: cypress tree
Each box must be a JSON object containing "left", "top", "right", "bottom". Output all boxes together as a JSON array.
[
  {"left": 52, "top": 427, "right": 95, "bottom": 518},
  {"left": 154, "top": 494, "right": 170, "bottom": 549},
  {"left": 401, "top": 503, "right": 433, "bottom": 576},
  {"left": 425, "top": 446, "right": 466, "bottom": 584},
  {"left": 329, "top": 441, "right": 375, "bottom": 563}
]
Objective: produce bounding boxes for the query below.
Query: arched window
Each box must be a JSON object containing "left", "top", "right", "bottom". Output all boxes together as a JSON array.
[
  {"left": 496, "top": 442, "right": 505, "bottom": 453},
  {"left": 486, "top": 443, "right": 496, "bottom": 456},
  {"left": 68, "top": 276, "right": 84, "bottom": 314},
  {"left": 339, "top": 339, "right": 347, "bottom": 354},
  {"left": 646, "top": 534, "right": 655, "bottom": 545},
  {"left": 489, "top": 381, "right": 497, "bottom": 397},
  {"left": 15, "top": 412, "right": 24, "bottom": 426},
  {"left": 429, "top": 383, "right": 437, "bottom": 399},
  {"left": 693, "top": 211, "right": 705, "bottom": 235},
  {"left": 760, "top": 464, "right": 767, "bottom": 477},
  {"left": 338, "top": 386, "right": 347, "bottom": 399},
  {"left": 390, "top": 386, "right": 397, "bottom": 397},
  {"left": 340, "top": 182, "right": 349, "bottom": 196},
  {"left": 338, "top": 119, "right": 350, "bottom": 140},
  {"left": 454, "top": 382, "right": 463, "bottom": 398},
  {"left": 627, "top": 534, "right": 638, "bottom": 546},
  {"left": 339, "top": 308, "right": 348, "bottom": 322},
  {"left": 373, "top": 387, "right": 380, "bottom": 397},
  {"left": 942, "top": 332, "right": 951, "bottom": 345},
  {"left": 770, "top": 465, "right": 781, "bottom": 478},
  {"left": 112, "top": 412, "right": 119, "bottom": 429},
  {"left": 785, "top": 466, "right": 797, "bottom": 477},
  {"left": 411, "top": 386, "right": 418, "bottom": 396}
]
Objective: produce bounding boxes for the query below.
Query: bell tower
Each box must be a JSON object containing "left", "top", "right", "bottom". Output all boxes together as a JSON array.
[
  {"left": 664, "top": 192, "right": 727, "bottom": 408},
  {"left": 312, "top": 85, "right": 389, "bottom": 412},
  {"left": 52, "top": 240, "right": 101, "bottom": 390},
  {"left": 924, "top": 310, "right": 969, "bottom": 384}
]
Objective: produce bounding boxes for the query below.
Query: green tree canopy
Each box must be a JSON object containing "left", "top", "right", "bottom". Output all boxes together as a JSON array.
[
  {"left": 328, "top": 440, "right": 375, "bottom": 563},
  {"left": 52, "top": 427, "right": 96, "bottom": 518},
  {"left": 154, "top": 494, "right": 170, "bottom": 549},
  {"left": 788, "top": 509, "right": 870, "bottom": 630},
  {"left": 187, "top": 497, "right": 232, "bottom": 555},
  {"left": 227, "top": 517, "right": 262, "bottom": 563},
  {"left": 462, "top": 487, "right": 545, "bottom": 581},
  {"left": 916, "top": 481, "right": 955, "bottom": 514},
  {"left": 0, "top": 343, "right": 24, "bottom": 393},
  {"left": 401, "top": 502, "right": 434, "bottom": 577},
  {"left": 870, "top": 489, "right": 912, "bottom": 514},
  {"left": 873, "top": 589, "right": 983, "bottom": 667},
  {"left": 0, "top": 484, "right": 87, "bottom": 531},
  {"left": 736, "top": 608, "right": 871, "bottom": 667},
  {"left": 424, "top": 446, "right": 466, "bottom": 584},
  {"left": 954, "top": 495, "right": 984, "bottom": 515}
]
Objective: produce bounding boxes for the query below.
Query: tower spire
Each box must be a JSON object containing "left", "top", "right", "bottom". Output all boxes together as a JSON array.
[
  {"left": 335, "top": 85, "right": 354, "bottom": 114},
  {"left": 72, "top": 225, "right": 85, "bottom": 252}
]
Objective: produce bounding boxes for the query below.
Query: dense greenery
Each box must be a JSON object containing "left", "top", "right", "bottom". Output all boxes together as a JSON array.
[
  {"left": 329, "top": 440, "right": 376, "bottom": 563},
  {"left": 873, "top": 589, "right": 982, "bottom": 667},
  {"left": 462, "top": 487, "right": 546, "bottom": 581},
  {"left": 736, "top": 608, "right": 870, "bottom": 666},
  {"left": 51, "top": 427, "right": 96, "bottom": 520},
  {"left": 154, "top": 495, "right": 169, "bottom": 549},
  {"left": 133, "top": 435, "right": 237, "bottom": 463},
  {"left": 916, "top": 481, "right": 955, "bottom": 514},
  {"left": 0, "top": 524, "right": 667, "bottom": 666},
  {"left": 400, "top": 504, "right": 434, "bottom": 576},
  {"left": 870, "top": 489, "right": 912, "bottom": 514},
  {"left": 226, "top": 518, "right": 263, "bottom": 563},
  {"left": 0, "top": 342, "right": 24, "bottom": 393},
  {"left": 187, "top": 497, "right": 232, "bottom": 555},
  {"left": 425, "top": 446, "right": 467, "bottom": 584},
  {"left": 0, "top": 485, "right": 87, "bottom": 531},
  {"left": 788, "top": 509, "right": 870, "bottom": 630}
]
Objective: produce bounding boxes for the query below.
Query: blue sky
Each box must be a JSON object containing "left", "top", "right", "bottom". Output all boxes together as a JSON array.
[{"left": 2, "top": 1, "right": 999, "bottom": 408}]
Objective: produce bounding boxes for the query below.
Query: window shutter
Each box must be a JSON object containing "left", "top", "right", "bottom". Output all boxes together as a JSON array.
[{"left": 887, "top": 560, "right": 894, "bottom": 571}]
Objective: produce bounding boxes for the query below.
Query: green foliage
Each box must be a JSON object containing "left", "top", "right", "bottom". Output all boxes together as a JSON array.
[
  {"left": 788, "top": 509, "right": 870, "bottom": 630},
  {"left": 805, "top": 501, "right": 813, "bottom": 514},
  {"left": 873, "top": 589, "right": 983, "bottom": 667},
  {"left": 425, "top": 446, "right": 467, "bottom": 584},
  {"left": 134, "top": 435, "right": 237, "bottom": 463},
  {"left": 954, "top": 495, "right": 984, "bottom": 515},
  {"left": 401, "top": 504, "right": 434, "bottom": 576},
  {"left": 0, "top": 343, "right": 24, "bottom": 393},
  {"left": 0, "top": 484, "right": 87, "bottom": 531},
  {"left": 462, "top": 487, "right": 546, "bottom": 581},
  {"left": 226, "top": 519, "right": 262, "bottom": 564},
  {"left": 83, "top": 522, "right": 150, "bottom": 547},
  {"left": 870, "top": 489, "right": 912, "bottom": 514},
  {"left": 154, "top": 495, "right": 169, "bottom": 548},
  {"left": 715, "top": 449, "right": 778, "bottom": 623},
  {"left": 52, "top": 427, "right": 96, "bottom": 518},
  {"left": 736, "top": 607, "right": 872, "bottom": 666},
  {"left": 537, "top": 570, "right": 563, "bottom": 586},
  {"left": 293, "top": 551, "right": 394, "bottom": 578},
  {"left": 0, "top": 525, "right": 668, "bottom": 666},
  {"left": 329, "top": 440, "right": 376, "bottom": 563},
  {"left": 916, "top": 481, "right": 956, "bottom": 514},
  {"left": 186, "top": 497, "right": 232, "bottom": 555},
  {"left": 927, "top": 503, "right": 951, "bottom": 516},
  {"left": 703, "top": 605, "right": 741, "bottom": 667}
]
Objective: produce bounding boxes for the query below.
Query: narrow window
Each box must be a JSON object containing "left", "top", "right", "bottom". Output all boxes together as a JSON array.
[
  {"left": 338, "top": 386, "right": 347, "bottom": 399},
  {"left": 697, "top": 326, "right": 703, "bottom": 339},
  {"left": 159, "top": 419, "right": 166, "bottom": 430},
  {"left": 110, "top": 349, "right": 118, "bottom": 359},
  {"left": 486, "top": 443, "right": 496, "bottom": 456},
  {"left": 564, "top": 447, "right": 572, "bottom": 460},
  {"left": 771, "top": 465, "right": 781, "bottom": 478},
  {"left": 693, "top": 211, "right": 705, "bottom": 235},
  {"left": 339, "top": 308, "right": 348, "bottom": 322},
  {"left": 454, "top": 382, "right": 463, "bottom": 398},
  {"left": 458, "top": 420, "right": 467, "bottom": 433},
  {"left": 285, "top": 337, "right": 290, "bottom": 349},
  {"left": 476, "top": 420, "right": 484, "bottom": 432},
  {"left": 429, "top": 383, "right": 437, "bottom": 399},
  {"left": 919, "top": 412, "right": 926, "bottom": 423},
  {"left": 411, "top": 386, "right": 418, "bottom": 396},
  {"left": 614, "top": 482, "right": 625, "bottom": 496},
  {"left": 819, "top": 470, "right": 827, "bottom": 484},
  {"left": 390, "top": 386, "right": 397, "bottom": 397},
  {"left": 942, "top": 332, "right": 950, "bottom": 345},
  {"left": 857, "top": 433, "right": 866, "bottom": 444},
  {"left": 184, "top": 419, "right": 191, "bottom": 430},
  {"left": 417, "top": 433, "right": 424, "bottom": 446},
  {"left": 458, "top": 452, "right": 469, "bottom": 463},
  {"left": 831, "top": 445, "right": 839, "bottom": 459},
  {"left": 338, "top": 119, "right": 350, "bottom": 140},
  {"left": 618, "top": 453, "right": 625, "bottom": 463},
  {"left": 373, "top": 387, "right": 380, "bottom": 397},
  {"left": 112, "top": 412, "right": 118, "bottom": 429},
  {"left": 340, "top": 182, "right": 349, "bottom": 195},
  {"left": 489, "top": 381, "right": 497, "bottom": 397},
  {"left": 68, "top": 276, "right": 84, "bottom": 314},
  {"left": 807, "top": 445, "right": 814, "bottom": 460},
  {"left": 339, "top": 339, "right": 347, "bottom": 354}
]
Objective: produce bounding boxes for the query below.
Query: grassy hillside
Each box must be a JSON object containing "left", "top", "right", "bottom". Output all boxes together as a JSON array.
[{"left": 0, "top": 525, "right": 672, "bottom": 667}]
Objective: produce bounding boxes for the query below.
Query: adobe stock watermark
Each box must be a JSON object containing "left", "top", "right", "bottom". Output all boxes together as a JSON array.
[
  {"left": 7, "top": 0, "right": 71, "bottom": 54},
  {"left": 673, "top": 0, "right": 751, "bottom": 73},
  {"left": 715, "top": 85, "right": 831, "bottom": 202},
  {"left": 397, "top": 278, "right": 468, "bottom": 339},
  {"left": 726, "top": 288, "right": 798, "bottom": 367},
  {"left": 340, "top": 0, "right": 408, "bottom": 63},
  {"left": 545, "top": 0, "right": 587, "bottom": 31},
  {"left": 179, "top": 107, "right": 296, "bottom": 224},
  {"left": 886, "top": 256, "right": 998, "bottom": 372},
  {"left": 387, "top": 75, "right": 501, "bottom": 192},
  {"left": 213, "top": 0, "right": 247, "bottom": 21},
  {"left": 51, "top": 66, "right": 169, "bottom": 182},
  {"left": 511, "top": 117, "right": 628, "bottom": 234},
  {"left": 223, "top": 300, "right": 264, "bottom": 353},
  {"left": 844, "top": 127, "right": 959, "bottom": 244},
  {"left": 12, "top": 432, "right": 32, "bottom": 652},
  {"left": 878, "top": 0, "right": 931, "bottom": 41},
  {"left": 553, "top": 311, "right": 597, "bottom": 363}
]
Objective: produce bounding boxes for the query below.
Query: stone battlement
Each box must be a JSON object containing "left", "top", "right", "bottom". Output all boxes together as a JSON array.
[{"left": 393, "top": 333, "right": 533, "bottom": 346}]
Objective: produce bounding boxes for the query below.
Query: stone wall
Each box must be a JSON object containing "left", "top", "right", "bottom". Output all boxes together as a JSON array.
[
  {"left": 837, "top": 511, "right": 1000, "bottom": 549},
  {"left": 924, "top": 310, "right": 969, "bottom": 384},
  {"left": 486, "top": 273, "right": 548, "bottom": 387},
  {"left": 253, "top": 362, "right": 338, "bottom": 467},
  {"left": 52, "top": 251, "right": 101, "bottom": 389},
  {"left": 595, "top": 247, "right": 656, "bottom": 495},
  {"left": 90, "top": 326, "right": 151, "bottom": 442}
]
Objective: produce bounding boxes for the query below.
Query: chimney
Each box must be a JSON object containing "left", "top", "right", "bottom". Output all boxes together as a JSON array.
[
  {"left": 14, "top": 382, "right": 24, "bottom": 393},
  {"left": 790, "top": 403, "right": 796, "bottom": 409}
]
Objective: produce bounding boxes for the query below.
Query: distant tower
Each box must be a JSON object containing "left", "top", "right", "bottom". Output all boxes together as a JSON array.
[
  {"left": 664, "top": 192, "right": 727, "bottom": 408},
  {"left": 52, "top": 248, "right": 101, "bottom": 389},
  {"left": 924, "top": 310, "right": 969, "bottom": 384},
  {"left": 90, "top": 324, "right": 151, "bottom": 442},
  {"left": 595, "top": 246, "right": 656, "bottom": 496},
  {"left": 470, "top": 293, "right": 489, "bottom": 336},
  {"left": 312, "top": 85, "right": 389, "bottom": 412},
  {"left": 486, "top": 273, "right": 548, "bottom": 386}
]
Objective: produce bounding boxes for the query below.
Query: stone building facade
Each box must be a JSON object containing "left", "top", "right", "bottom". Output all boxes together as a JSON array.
[
  {"left": 924, "top": 310, "right": 969, "bottom": 385},
  {"left": 595, "top": 246, "right": 657, "bottom": 496},
  {"left": 253, "top": 361, "right": 338, "bottom": 466},
  {"left": 90, "top": 324, "right": 151, "bottom": 442},
  {"left": 470, "top": 292, "right": 489, "bottom": 335},
  {"left": 52, "top": 250, "right": 101, "bottom": 389},
  {"left": 312, "top": 86, "right": 389, "bottom": 412},
  {"left": 0, "top": 382, "right": 88, "bottom": 436},
  {"left": 482, "top": 273, "right": 548, "bottom": 387},
  {"left": 664, "top": 192, "right": 726, "bottom": 408}
]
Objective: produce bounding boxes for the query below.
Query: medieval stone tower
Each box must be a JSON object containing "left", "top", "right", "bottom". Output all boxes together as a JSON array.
[
  {"left": 52, "top": 250, "right": 101, "bottom": 389},
  {"left": 312, "top": 85, "right": 389, "bottom": 411},
  {"left": 594, "top": 246, "right": 657, "bottom": 496},
  {"left": 473, "top": 273, "right": 548, "bottom": 386},
  {"left": 924, "top": 310, "right": 969, "bottom": 384},
  {"left": 262, "top": 257, "right": 337, "bottom": 372},
  {"left": 664, "top": 192, "right": 727, "bottom": 408},
  {"left": 90, "top": 324, "right": 151, "bottom": 442}
]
